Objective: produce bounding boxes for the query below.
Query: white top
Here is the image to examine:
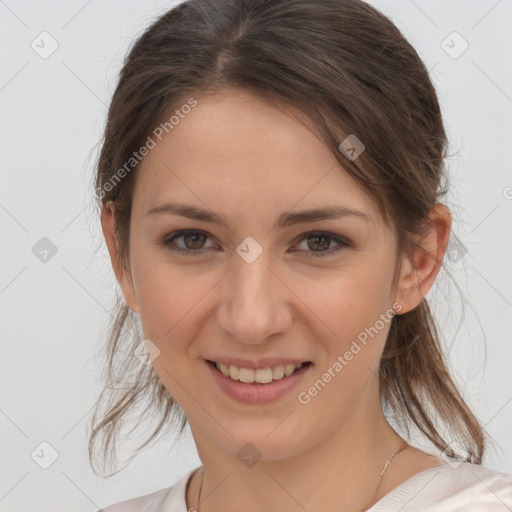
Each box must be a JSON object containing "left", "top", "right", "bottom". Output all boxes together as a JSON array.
[{"left": 98, "top": 462, "right": 512, "bottom": 511}]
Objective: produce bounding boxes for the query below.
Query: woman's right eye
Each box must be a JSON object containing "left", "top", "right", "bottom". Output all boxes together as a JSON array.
[{"left": 160, "top": 230, "right": 217, "bottom": 255}]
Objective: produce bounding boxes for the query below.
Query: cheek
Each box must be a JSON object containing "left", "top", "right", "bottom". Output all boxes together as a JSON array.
[
  {"left": 132, "top": 261, "right": 203, "bottom": 400},
  {"left": 294, "top": 271, "right": 395, "bottom": 420},
  {"left": 130, "top": 246, "right": 195, "bottom": 341},
  {"left": 300, "top": 264, "right": 395, "bottom": 345},
  {"left": 129, "top": 248, "right": 220, "bottom": 369},
  {"left": 133, "top": 272, "right": 176, "bottom": 337}
]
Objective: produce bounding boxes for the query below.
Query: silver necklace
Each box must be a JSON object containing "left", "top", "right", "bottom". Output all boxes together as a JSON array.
[{"left": 191, "top": 440, "right": 409, "bottom": 512}]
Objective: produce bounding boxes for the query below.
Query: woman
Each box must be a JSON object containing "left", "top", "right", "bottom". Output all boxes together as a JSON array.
[{"left": 90, "top": 0, "right": 512, "bottom": 510}]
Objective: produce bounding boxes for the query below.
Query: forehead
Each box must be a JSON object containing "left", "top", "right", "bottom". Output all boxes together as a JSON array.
[{"left": 131, "top": 88, "right": 381, "bottom": 227}]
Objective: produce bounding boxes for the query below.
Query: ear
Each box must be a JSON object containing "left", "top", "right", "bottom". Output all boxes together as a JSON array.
[
  {"left": 101, "top": 202, "right": 140, "bottom": 314},
  {"left": 394, "top": 203, "right": 451, "bottom": 314}
]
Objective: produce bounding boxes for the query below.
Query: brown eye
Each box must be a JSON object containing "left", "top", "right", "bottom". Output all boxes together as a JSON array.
[
  {"left": 293, "top": 231, "right": 350, "bottom": 258},
  {"left": 306, "top": 233, "right": 332, "bottom": 252},
  {"left": 181, "top": 232, "right": 207, "bottom": 250},
  {"left": 161, "top": 230, "right": 215, "bottom": 255}
]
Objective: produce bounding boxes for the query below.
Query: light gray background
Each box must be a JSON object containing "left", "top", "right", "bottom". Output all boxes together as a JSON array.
[{"left": 1, "top": 0, "right": 511, "bottom": 510}]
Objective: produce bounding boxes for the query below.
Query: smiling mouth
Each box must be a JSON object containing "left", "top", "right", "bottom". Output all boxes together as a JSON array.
[{"left": 206, "top": 360, "right": 312, "bottom": 384}]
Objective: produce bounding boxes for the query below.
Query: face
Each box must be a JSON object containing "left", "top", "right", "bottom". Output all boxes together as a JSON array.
[{"left": 107, "top": 88, "right": 418, "bottom": 462}]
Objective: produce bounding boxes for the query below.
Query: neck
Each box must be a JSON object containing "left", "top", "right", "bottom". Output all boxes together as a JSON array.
[{"left": 187, "top": 394, "right": 407, "bottom": 512}]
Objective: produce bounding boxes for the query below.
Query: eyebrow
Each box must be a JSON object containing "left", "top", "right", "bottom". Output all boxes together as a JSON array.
[{"left": 145, "top": 201, "right": 371, "bottom": 229}]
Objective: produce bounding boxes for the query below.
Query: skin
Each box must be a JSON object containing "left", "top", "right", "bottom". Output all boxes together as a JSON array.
[{"left": 102, "top": 88, "right": 451, "bottom": 511}]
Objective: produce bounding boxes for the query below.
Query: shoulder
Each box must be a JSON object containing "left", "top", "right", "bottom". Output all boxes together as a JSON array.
[
  {"left": 370, "top": 462, "right": 512, "bottom": 511},
  {"left": 96, "top": 487, "right": 171, "bottom": 512},
  {"left": 97, "top": 468, "right": 197, "bottom": 512}
]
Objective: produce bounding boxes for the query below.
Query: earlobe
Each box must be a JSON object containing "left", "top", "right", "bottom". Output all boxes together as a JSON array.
[
  {"left": 394, "top": 203, "right": 452, "bottom": 314},
  {"left": 100, "top": 202, "right": 140, "bottom": 314}
]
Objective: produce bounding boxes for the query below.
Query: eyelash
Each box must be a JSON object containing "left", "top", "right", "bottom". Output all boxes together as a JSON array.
[{"left": 160, "top": 229, "right": 351, "bottom": 258}]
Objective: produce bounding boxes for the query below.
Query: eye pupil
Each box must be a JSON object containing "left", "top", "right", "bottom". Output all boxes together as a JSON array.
[
  {"left": 184, "top": 232, "right": 206, "bottom": 249},
  {"left": 307, "top": 234, "right": 330, "bottom": 251}
]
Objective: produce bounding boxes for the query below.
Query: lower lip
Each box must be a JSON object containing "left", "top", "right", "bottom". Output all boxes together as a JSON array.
[{"left": 205, "top": 360, "right": 312, "bottom": 404}]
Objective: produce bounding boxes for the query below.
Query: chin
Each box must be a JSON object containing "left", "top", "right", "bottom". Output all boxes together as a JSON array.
[{"left": 199, "top": 416, "right": 315, "bottom": 463}]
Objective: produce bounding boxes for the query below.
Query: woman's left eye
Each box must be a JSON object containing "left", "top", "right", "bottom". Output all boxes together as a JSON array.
[
  {"left": 160, "top": 230, "right": 350, "bottom": 258},
  {"left": 292, "top": 231, "right": 350, "bottom": 258}
]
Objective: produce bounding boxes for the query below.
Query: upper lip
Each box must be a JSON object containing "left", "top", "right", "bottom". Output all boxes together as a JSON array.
[{"left": 206, "top": 357, "right": 311, "bottom": 370}]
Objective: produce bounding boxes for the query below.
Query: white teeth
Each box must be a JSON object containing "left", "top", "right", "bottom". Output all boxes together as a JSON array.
[
  {"left": 215, "top": 361, "right": 305, "bottom": 383},
  {"left": 284, "top": 364, "right": 296, "bottom": 376},
  {"left": 229, "top": 365, "right": 239, "bottom": 380},
  {"left": 255, "top": 367, "right": 273, "bottom": 383},
  {"left": 272, "top": 365, "right": 284, "bottom": 380},
  {"left": 238, "top": 367, "right": 254, "bottom": 383}
]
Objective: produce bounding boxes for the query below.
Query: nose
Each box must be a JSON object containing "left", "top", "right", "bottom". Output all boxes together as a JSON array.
[{"left": 215, "top": 250, "right": 293, "bottom": 345}]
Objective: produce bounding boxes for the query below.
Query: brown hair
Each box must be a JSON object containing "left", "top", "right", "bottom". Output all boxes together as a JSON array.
[{"left": 89, "top": 0, "right": 487, "bottom": 476}]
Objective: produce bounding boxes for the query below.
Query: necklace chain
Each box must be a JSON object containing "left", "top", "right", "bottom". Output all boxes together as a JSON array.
[{"left": 191, "top": 440, "right": 409, "bottom": 512}]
